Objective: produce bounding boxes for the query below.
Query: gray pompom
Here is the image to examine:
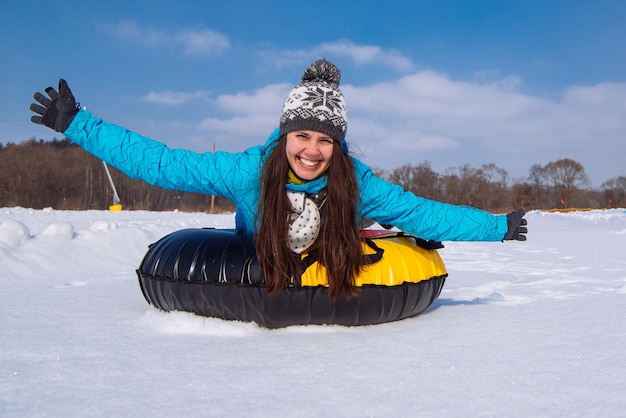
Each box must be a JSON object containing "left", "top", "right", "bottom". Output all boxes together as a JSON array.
[{"left": 301, "top": 59, "right": 341, "bottom": 86}]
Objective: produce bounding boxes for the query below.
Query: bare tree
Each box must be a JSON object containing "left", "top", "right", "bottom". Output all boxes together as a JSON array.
[
  {"left": 542, "top": 158, "right": 590, "bottom": 208},
  {"left": 528, "top": 163, "right": 549, "bottom": 208},
  {"left": 479, "top": 163, "right": 511, "bottom": 210},
  {"left": 511, "top": 181, "right": 534, "bottom": 210},
  {"left": 440, "top": 163, "right": 510, "bottom": 210},
  {"left": 601, "top": 176, "right": 626, "bottom": 208},
  {"left": 389, "top": 161, "right": 442, "bottom": 201}
]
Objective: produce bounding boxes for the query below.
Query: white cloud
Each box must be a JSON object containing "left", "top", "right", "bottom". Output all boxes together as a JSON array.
[
  {"left": 317, "top": 40, "right": 415, "bottom": 71},
  {"left": 199, "top": 115, "right": 278, "bottom": 138},
  {"left": 343, "top": 73, "right": 626, "bottom": 184},
  {"left": 143, "top": 90, "right": 211, "bottom": 106},
  {"left": 177, "top": 28, "right": 230, "bottom": 56},
  {"left": 102, "top": 21, "right": 229, "bottom": 56},
  {"left": 259, "top": 40, "right": 415, "bottom": 72},
  {"left": 193, "top": 85, "right": 290, "bottom": 147},
  {"left": 472, "top": 70, "right": 523, "bottom": 91},
  {"left": 211, "top": 84, "right": 291, "bottom": 114}
]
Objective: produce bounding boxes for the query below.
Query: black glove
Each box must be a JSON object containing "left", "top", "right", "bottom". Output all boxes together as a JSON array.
[
  {"left": 30, "top": 79, "right": 79, "bottom": 133},
  {"left": 503, "top": 208, "right": 528, "bottom": 241}
]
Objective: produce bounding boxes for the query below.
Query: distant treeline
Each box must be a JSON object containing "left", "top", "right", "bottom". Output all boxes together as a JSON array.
[
  {"left": 0, "top": 138, "right": 234, "bottom": 212},
  {"left": 381, "top": 159, "right": 625, "bottom": 211},
  {"left": 1, "top": 138, "right": 625, "bottom": 212}
]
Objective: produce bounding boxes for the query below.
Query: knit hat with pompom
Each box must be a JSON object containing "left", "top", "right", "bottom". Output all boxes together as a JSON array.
[{"left": 279, "top": 59, "right": 347, "bottom": 141}]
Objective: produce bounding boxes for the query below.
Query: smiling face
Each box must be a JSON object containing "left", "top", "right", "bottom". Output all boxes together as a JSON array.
[{"left": 285, "top": 130, "right": 335, "bottom": 181}]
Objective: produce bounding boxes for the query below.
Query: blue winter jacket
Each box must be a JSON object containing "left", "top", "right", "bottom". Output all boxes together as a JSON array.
[{"left": 65, "top": 110, "right": 508, "bottom": 242}]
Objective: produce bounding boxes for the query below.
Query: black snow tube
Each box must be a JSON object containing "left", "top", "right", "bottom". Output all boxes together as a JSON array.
[{"left": 136, "top": 228, "right": 447, "bottom": 328}]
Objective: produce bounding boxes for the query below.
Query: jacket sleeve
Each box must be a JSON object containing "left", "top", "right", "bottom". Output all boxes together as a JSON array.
[
  {"left": 64, "top": 110, "right": 260, "bottom": 202},
  {"left": 353, "top": 158, "right": 509, "bottom": 242}
]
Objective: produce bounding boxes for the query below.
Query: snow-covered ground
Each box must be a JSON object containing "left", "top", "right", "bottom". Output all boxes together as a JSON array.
[{"left": 1, "top": 207, "right": 625, "bottom": 417}]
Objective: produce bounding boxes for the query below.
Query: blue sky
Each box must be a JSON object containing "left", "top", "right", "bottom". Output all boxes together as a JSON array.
[{"left": 1, "top": 0, "right": 625, "bottom": 188}]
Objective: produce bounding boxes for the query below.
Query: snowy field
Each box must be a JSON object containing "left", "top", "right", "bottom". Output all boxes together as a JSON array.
[{"left": 1, "top": 207, "right": 625, "bottom": 417}]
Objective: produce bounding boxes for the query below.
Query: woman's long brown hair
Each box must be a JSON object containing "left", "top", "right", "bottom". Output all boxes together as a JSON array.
[{"left": 255, "top": 136, "right": 364, "bottom": 300}]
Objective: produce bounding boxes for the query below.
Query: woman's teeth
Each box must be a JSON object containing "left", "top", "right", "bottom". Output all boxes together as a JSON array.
[{"left": 299, "top": 157, "right": 318, "bottom": 167}]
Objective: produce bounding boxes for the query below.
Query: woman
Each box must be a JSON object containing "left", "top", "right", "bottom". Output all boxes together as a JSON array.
[{"left": 30, "top": 59, "right": 527, "bottom": 301}]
